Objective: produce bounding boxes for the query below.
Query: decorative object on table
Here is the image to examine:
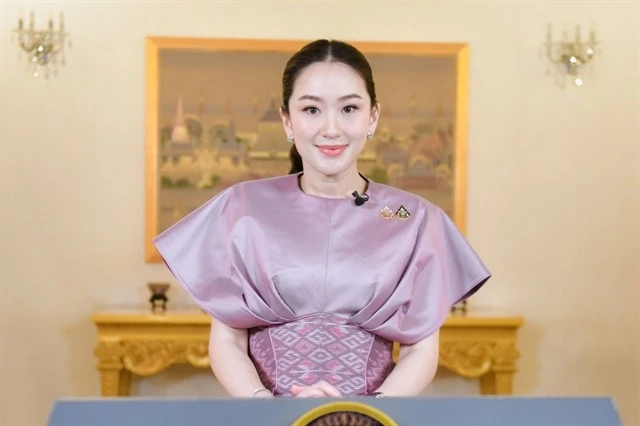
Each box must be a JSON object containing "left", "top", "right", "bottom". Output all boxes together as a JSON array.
[
  {"left": 541, "top": 22, "right": 600, "bottom": 87},
  {"left": 147, "top": 282, "right": 170, "bottom": 312},
  {"left": 10, "top": 9, "right": 71, "bottom": 78},
  {"left": 450, "top": 300, "right": 468, "bottom": 315}
]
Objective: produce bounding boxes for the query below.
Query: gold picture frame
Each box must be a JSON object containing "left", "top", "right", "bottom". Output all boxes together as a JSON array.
[{"left": 145, "top": 37, "right": 469, "bottom": 263}]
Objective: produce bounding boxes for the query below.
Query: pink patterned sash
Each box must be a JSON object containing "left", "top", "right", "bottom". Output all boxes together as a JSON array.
[{"left": 248, "top": 313, "right": 395, "bottom": 396}]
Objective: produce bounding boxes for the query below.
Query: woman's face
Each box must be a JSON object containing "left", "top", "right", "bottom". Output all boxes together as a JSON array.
[{"left": 281, "top": 61, "right": 379, "bottom": 177}]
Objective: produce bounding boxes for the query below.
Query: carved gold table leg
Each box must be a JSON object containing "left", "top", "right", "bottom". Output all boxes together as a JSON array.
[
  {"left": 480, "top": 371, "right": 513, "bottom": 395},
  {"left": 480, "top": 371, "right": 496, "bottom": 394},
  {"left": 98, "top": 368, "right": 123, "bottom": 396},
  {"left": 94, "top": 340, "right": 127, "bottom": 397},
  {"left": 118, "top": 370, "right": 131, "bottom": 396},
  {"left": 481, "top": 342, "right": 520, "bottom": 395}
]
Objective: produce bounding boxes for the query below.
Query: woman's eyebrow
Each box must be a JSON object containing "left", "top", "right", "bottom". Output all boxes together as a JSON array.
[{"left": 296, "top": 93, "right": 363, "bottom": 102}]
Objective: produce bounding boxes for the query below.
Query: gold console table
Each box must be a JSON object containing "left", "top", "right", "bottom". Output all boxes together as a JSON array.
[{"left": 91, "top": 310, "right": 523, "bottom": 397}]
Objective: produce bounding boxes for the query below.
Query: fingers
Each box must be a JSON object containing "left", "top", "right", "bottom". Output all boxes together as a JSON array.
[
  {"left": 290, "top": 385, "right": 305, "bottom": 395},
  {"left": 311, "top": 380, "right": 342, "bottom": 397},
  {"left": 290, "top": 385, "right": 326, "bottom": 398},
  {"left": 289, "top": 381, "right": 342, "bottom": 398}
]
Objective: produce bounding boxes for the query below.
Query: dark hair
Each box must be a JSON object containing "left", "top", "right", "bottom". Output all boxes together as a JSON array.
[{"left": 281, "top": 39, "right": 378, "bottom": 174}]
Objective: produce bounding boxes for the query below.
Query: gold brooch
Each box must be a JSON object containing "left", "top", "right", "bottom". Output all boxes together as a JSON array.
[
  {"left": 380, "top": 205, "right": 394, "bottom": 220},
  {"left": 396, "top": 205, "right": 410, "bottom": 219}
]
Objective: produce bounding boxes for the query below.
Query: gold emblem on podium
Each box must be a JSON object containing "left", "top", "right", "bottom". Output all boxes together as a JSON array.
[{"left": 291, "top": 401, "right": 399, "bottom": 426}]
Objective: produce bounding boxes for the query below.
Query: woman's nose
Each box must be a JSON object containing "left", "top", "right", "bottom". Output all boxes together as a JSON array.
[{"left": 321, "top": 113, "right": 340, "bottom": 139}]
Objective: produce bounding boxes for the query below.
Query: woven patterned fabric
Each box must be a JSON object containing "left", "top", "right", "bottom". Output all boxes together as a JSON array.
[{"left": 249, "top": 313, "right": 394, "bottom": 396}]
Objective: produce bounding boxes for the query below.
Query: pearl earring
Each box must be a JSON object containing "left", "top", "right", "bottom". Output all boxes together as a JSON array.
[
  {"left": 367, "top": 132, "right": 374, "bottom": 140},
  {"left": 287, "top": 135, "right": 295, "bottom": 143}
]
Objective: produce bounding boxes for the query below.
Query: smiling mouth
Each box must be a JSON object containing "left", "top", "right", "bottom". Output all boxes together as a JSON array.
[{"left": 316, "top": 145, "right": 347, "bottom": 157}]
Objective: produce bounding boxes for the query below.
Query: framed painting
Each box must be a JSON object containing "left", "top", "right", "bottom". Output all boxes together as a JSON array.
[{"left": 145, "top": 37, "right": 469, "bottom": 262}]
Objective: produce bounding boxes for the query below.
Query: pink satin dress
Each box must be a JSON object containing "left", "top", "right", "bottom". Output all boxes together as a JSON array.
[{"left": 153, "top": 173, "right": 490, "bottom": 396}]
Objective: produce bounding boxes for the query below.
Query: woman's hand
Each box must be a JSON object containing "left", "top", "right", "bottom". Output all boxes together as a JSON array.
[
  {"left": 372, "top": 330, "right": 440, "bottom": 396},
  {"left": 290, "top": 380, "right": 342, "bottom": 397}
]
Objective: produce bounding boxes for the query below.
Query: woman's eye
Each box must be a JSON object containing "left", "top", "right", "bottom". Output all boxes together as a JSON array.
[
  {"left": 304, "top": 107, "right": 319, "bottom": 115},
  {"left": 343, "top": 105, "right": 358, "bottom": 114}
]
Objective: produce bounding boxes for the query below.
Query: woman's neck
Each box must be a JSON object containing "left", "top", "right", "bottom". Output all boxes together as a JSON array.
[{"left": 299, "top": 169, "right": 366, "bottom": 199}]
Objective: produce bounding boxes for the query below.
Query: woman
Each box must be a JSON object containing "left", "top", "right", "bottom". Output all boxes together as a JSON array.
[{"left": 153, "top": 39, "right": 490, "bottom": 399}]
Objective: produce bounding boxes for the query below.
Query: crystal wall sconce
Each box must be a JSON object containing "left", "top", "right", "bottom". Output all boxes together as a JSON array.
[
  {"left": 11, "top": 10, "right": 71, "bottom": 79},
  {"left": 541, "top": 23, "right": 600, "bottom": 87}
]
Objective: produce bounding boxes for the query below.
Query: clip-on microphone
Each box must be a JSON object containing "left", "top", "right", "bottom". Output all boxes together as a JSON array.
[{"left": 352, "top": 191, "right": 369, "bottom": 206}]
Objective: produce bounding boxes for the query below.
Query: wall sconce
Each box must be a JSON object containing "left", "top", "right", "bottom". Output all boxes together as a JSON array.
[
  {"left": 11, "top": 10, "right": 71, "bottom": 79},
  {"left": 541, "top": 23, "right": 600, "bottom": 87}
]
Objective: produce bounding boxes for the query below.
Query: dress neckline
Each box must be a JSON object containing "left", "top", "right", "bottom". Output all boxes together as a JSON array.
[{"left": 293, "top": 172, "right": 371, "bottom": 202}]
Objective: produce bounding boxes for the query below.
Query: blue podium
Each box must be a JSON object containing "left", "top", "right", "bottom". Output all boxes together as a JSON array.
[{"left": 47, "top": 396, "right": 622, "bottom": 426}]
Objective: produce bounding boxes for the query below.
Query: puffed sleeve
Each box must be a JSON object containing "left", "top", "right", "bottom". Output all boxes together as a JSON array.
[
  {"left": 152, "top": 188, "right": 282, "bottom": 329},
  {"left": 362, "top": 205, "right": 491, "bottom": 344}
]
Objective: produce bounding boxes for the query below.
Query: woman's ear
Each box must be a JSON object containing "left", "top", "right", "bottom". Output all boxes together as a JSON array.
[
  {"left": 368, "top": 102, "right": 381, "bottom": 136},
  {"left": 279, "top": 106, "right": 293, "bottom": 136}
]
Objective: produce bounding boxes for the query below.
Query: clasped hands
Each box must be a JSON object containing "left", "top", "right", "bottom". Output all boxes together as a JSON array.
[{"left": 290, "top": 380, "right": 341, "bottom": 398}]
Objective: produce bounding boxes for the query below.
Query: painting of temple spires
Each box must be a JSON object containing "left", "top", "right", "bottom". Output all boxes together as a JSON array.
[{"left": 145, "top": 37, "right": 469, "bottom": 263}]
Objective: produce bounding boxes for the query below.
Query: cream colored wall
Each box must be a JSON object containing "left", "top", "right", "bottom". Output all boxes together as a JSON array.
[{"left": 1, "top": 1, "right": 638, "bottom": 426}]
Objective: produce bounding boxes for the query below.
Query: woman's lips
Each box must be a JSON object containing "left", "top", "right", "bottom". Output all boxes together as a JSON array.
[{"left": 317, "top": 145, "right": 347, "bottom": 157}]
